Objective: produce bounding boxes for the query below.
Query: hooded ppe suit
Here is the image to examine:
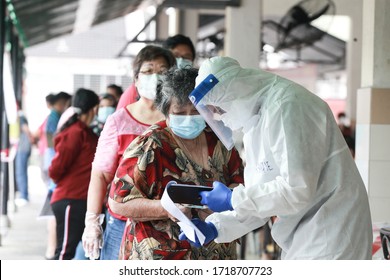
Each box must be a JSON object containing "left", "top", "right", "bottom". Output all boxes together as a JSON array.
[{"left": 190, "top": 56, "right": 372, "bottom": 259}]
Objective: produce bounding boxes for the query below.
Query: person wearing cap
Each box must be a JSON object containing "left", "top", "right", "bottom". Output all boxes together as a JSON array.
[{"left": 180, "top": 56, "right": 373, "bottom": 260}]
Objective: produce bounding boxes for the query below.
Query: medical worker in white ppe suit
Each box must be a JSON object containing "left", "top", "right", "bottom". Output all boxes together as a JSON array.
[{"left": 179, "top": 56, "right": 373, "bottom": 260}]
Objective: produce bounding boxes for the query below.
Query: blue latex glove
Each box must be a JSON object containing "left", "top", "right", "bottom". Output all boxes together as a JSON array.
[
  {"left": 200, "top": 181, "right": 233, "bottom": 212},
  {"left": 179, "top": 218, "right": 218, "bottom": 247}
]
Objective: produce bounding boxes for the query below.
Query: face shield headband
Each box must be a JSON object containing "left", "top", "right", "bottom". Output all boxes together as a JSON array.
[{"left": 189, "top": 74, "right": 234, "bottom": 150}]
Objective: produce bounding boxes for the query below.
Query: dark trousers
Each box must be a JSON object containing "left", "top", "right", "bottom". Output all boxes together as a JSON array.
[{"left": 51, "top": 199, "right": 87, "bottom": 260}]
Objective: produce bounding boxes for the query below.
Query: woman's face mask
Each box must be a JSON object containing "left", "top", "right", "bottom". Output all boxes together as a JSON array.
[
  {"left": 169, "top": 114, "right": 206, "bottom": 139},
  {"left": 97, "top": 106, "right": 115, "bottom": 123},
  {"left": 136, "top": 73, "right": 160, "bottom": 100}
]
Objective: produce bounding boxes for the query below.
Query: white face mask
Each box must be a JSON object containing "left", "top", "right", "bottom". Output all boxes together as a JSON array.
[
  {"left": 176, "top": 57, "right": 193, "bottom": 69},
  {"left": 137, "top": 73, "right": 160, "bottom": 100}
]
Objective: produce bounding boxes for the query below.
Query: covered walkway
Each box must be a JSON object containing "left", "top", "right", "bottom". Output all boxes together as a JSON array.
[{"left": 1, "top": 0, "right": 390, "bottom": 265}]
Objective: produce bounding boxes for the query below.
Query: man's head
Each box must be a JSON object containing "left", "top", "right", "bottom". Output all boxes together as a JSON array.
[
  {"left": 106, "top": 84, "right": 123, "bottom": 102},
  {"left": 45, "top": 93, "right": 56, "bottom": 109},
  {"left": 52, "top": 91, "right": 72, "bottom": 114},
  {"left": 163, "top": 34, "right": 196, "bottom": 68}
]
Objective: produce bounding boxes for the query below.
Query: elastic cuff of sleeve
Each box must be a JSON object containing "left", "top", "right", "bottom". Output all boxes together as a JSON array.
[
  {"left": 207, "top": 222, "right": 219, "bottom": 239},
  {"left": 227, "top": 190, "right": 233, "bottom": 211}
]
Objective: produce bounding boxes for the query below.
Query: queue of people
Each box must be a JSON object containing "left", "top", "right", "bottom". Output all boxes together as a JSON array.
[
  {"left": 82, "top": 44, "right": 176, "bottom": 260},
  {"left": 19, "top": 33, "right": 372, "bottom": 261}
]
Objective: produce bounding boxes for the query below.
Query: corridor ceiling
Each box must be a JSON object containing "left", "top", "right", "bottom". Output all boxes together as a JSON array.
[
  {"left": 8, "top": 0, "right": 240, "bottom": 47},
  {"left": 8, "top": 0, "right": 344, "bottom": 69},
  {"left": 9, "top": 0, "right": 142, "bottom": 46}
]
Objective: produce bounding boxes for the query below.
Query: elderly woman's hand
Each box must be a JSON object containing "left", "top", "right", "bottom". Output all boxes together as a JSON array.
[
  {"left": 167, "top": 204, "right": 192, "bottom": 222},
  {"left": 196, "top": 208, "right": 214, "bottom": 221}
]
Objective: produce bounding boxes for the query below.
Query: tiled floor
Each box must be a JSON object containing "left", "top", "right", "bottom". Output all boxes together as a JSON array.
[{"left": 0, "top": 165, "right": 48, "bottom": 260}]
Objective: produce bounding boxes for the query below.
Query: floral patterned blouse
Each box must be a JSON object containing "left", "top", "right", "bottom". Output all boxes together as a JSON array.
[{"left": 110, "top": 120, "right": 244, "bottom": 260}]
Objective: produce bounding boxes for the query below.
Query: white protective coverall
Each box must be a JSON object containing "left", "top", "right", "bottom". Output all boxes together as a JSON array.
[{"left": 193, "top": 57, "right": 373, "bottom": 259}]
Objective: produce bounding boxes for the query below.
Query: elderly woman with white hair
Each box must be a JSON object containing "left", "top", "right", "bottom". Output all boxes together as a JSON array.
[{"left": 108, "top": 67, "right": 244, "bottom": 260}]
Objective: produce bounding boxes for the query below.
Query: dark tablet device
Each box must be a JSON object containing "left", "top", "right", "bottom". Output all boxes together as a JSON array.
[{"left": 167, "top": 183, "right": 213, "bottom": 207}]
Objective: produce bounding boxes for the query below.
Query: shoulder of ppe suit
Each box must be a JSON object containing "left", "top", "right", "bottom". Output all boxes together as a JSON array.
[{"left": 265, "top": 79, "right": 324, "bottom": 112}]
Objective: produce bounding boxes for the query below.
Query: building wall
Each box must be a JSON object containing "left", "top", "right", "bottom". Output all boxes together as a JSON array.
[{"left": 24, "top": 56, "right": 131, "bottom": 131}]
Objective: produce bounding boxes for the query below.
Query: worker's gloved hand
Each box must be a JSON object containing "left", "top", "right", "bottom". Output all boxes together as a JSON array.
[
  {"left": 82, "top": 212, "right": 105, "bottom": 260},
  {"left": 179, "top": 218, "right": 218, "bottom": 247},
  {"left": 200, "top": 181, "right": 233, "bottom": 212}
]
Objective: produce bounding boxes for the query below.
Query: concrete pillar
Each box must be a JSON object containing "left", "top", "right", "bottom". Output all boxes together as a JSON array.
[
  {"left": 343, "top": 0, "right": 363, "bottom": 124},
  {"left": 177, "top": 9, "right": 199, "bottom": 46},
  {"left": 225, "top": 0, "right": 261, "bottom": 68},
  {"left": 168, "top": 8, "right": 198, "bottom": 45},
  {"left": 156, "top": 8, "right": 169, "bottom": 41},
  {"left": 0, "top": 0, "right": 5, "bottom": 246},
  {"left": 355, "top": 0, "right": 390, "bottom": 223}
]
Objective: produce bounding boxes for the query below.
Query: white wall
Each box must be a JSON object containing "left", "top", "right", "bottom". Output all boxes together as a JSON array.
[{"left": 24, "top": 56, "right": 131, "bottom": 131}]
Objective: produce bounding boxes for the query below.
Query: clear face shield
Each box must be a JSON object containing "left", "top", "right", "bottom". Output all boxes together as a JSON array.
[{"left": 189, "top": 74, "right": 235, "bottom": 150}]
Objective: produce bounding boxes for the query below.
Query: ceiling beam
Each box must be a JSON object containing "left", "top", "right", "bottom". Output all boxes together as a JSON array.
[
  {"left": 162, "top": 0, "right": 240, "bottom": 10},
  {"left": 73, "top": 0, "right": 100, "bottom": 34},
  {"left": 117, "top": 2, "right": 166, "bottom": 57}
]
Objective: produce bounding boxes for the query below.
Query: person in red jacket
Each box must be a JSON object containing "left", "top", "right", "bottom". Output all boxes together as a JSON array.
[{"left": 49, "top": 88, "right": 100, "bottom": 260}]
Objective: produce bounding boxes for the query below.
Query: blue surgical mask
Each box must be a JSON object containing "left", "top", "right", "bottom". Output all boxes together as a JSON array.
[
  {"left": 97, "top": 106, "right": 115, "bottom": 123},
  {"left": 169, "top": 114, "right": 206, "bottom": 139},
  {"left": 176, "top": 57, "right": 193, "bottom": 69}
]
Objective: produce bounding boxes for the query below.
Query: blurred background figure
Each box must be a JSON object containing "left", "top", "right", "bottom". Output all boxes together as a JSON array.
[
  {"left": 35, "top": 93, "right": 56, "bottom": 259},
  {"left": 45, "top": 92, "right": 71, "bottom": 161},
  {"left": 162, "top": 34, "right": 196, "bottom": 68},
  {"left": 106, "top": 84, "right": 123, "bottom": 103},
  {"left": 40, "top": 91, "right": 71, "bottom": 259},
  {"left": 35, "top": 94, "right": 56, "bottom": 185},
  {"left": 45, "top": 91, "right": 72, "bottom": 191},
  {"left": 337, "top": 112, "right": 355, "bottom": 157},
  {"left": 49, "top": 88, "right": 99, "bottom": 260},
  {"left": 14, "top": 108, "right": 35, "bottom": 207},
  {"left": 90, "top": 93, "right": 117, "bottom": 137}
]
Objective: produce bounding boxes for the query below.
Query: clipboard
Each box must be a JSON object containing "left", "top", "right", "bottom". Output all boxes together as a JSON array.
[{"left": 166, "top": 183, "right": 212, "bottom": 207}]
